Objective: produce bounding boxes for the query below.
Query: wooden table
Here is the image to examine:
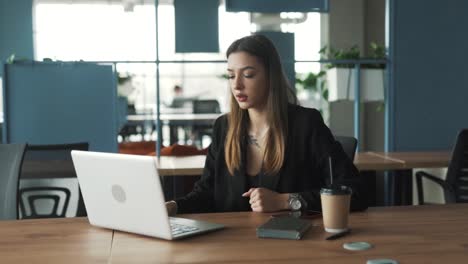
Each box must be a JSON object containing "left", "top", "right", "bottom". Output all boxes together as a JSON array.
[
  {"left": 127, "top": 113, "right": 221, "bottom": 145},
  {"left": 366, "top": 151, "right": 451, "bottom": 205},
  {"left": 157, "top": 152, "right": 401, "bottom": 177},
  {"left": 156, "top": 152, "right": 451, "bottom": 176},
  {"left": 368, "top": 151, "right": 451, "bottom": 169},
  {"left": 19, "top": 152, "right": 451, "bottom": 206},
  {"left": 127, "top": 113, "right": 220, "bottom": 123},
  {"left": 1, "top": 204, "right": 468, "bottom": 263},
  {"left": 156, "top": 152, "right": 451, "bottom": 206},
  {"left": 156, "top": 155, "right": 206, "bottom": 176},
  {"left": 0, "top": 217, "right": 112, "bottom": 264}
]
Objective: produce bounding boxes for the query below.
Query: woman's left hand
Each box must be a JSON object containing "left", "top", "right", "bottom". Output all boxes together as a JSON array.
[{"left": 242, "top": 188, "right": 289, "bottom": 212}]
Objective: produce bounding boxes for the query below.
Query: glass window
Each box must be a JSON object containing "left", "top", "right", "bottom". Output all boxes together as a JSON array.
[{"left": 33, "top": 1, "right": 322, "bottom": 145}]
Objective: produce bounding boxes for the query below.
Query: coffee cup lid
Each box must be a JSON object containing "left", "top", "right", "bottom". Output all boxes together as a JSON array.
[{"left": 320, "top": 185, "right": 352, "bottom": 195}]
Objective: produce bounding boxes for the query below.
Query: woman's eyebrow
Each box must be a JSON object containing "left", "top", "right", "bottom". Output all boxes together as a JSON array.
[{"left": 227, "top": 66, "right": 256, "bottom": 71}]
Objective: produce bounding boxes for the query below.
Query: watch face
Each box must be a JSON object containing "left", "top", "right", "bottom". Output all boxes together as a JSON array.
[{"left": 291, "top": 198, "right": 302, "bottom": 210}]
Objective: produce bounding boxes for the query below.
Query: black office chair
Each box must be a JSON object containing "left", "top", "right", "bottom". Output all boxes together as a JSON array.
[
  {"left": 18, "top": 142, "right": 89, "bottom": 219},
  {"left": 416, "top": 129, "right": 468, "bottom": 205},
  {"left": 192, "top": 99, "right": 221, "bottom": 147},
  {"left": 119, "top": 104, "right": 144, "bottom": 141},
  {"left": 335, "top": 136, "right": 358, "bottom": 161},
  {"left": 0, "top": 144, "right": 27, "bottom": 220},
  {"left": 19, "top": 187, "right": 71, "bottom": 218}
]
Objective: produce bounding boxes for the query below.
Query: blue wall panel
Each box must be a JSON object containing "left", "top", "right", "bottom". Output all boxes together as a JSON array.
[
  {"left": 0, "top": 0, "right": 34, "bottom": 76},
  {"left": 3, "top": 62, "right": 118, "bottom": 152},
  {"left": 389, "top": 0, "right": 468, "bottom": 151},
  {"left": 175, "top": 0, "right": 219, "bottom": 53},
  {"left": 258, "top": 32, "right": 296, "bottom": 89},
  {"left": 226, "top": 0, "right": 328, "bottom": 13}
]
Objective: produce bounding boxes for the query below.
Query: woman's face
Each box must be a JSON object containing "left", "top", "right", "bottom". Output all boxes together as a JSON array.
[{"left": 227, "top": 51, "right": 269, "bottom": 110}]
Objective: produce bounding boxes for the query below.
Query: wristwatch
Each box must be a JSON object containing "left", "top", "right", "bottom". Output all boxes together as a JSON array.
[{"left": 288, "top": 193, "right": 305, "bottom": 211}]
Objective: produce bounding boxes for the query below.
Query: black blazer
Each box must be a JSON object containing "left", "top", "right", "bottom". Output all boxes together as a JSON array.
[{"left": 176, "top": 104, "right": 368, "bottom": 213}]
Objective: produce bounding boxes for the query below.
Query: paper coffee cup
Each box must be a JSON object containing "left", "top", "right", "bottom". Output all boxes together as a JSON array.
[{"left": 320, "top": 185, "right": 352, "bottom": 233}]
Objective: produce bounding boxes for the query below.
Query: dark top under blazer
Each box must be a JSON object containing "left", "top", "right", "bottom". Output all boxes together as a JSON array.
[{"left": 176, "top": 104, "right": 368, "bottom": 213}]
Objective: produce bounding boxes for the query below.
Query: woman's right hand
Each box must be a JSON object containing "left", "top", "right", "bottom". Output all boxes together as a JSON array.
[{"left": 165, "top": 201, "right": 177, "bottom": 216}]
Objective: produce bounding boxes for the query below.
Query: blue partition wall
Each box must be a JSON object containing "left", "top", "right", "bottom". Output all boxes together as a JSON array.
[
  {"left": 257, "top": 31, "right": 295, "bottom": 89},
  {"left": 3, "top": 62, "right": 118, "bottom": 152},
  {"left": 175, "top": 0, "right": 219, "bottom": 53},
  {"left": 387, "top": 0, "right": 468, "bottom": 151},
  {"left": 0, "top": 0, "right": 34, "bottom": 76}
]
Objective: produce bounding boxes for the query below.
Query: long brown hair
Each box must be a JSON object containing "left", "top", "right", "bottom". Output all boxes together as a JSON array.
[{"left": 224, "top": 34, "right": 297, "bottom": 176}]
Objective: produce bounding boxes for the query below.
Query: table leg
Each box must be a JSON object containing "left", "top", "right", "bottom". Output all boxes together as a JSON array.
[
  {"left": 399, "top": 169, "right": 413, "bottom": 205},
  {"left": 384, "top": 172, "right": 395, "bottom": 206},
  {"left": 361, "top": 171, "right": 377, "bottom": 207},
  {"left": 169, "top": 125, "right": 180, "bottom": 145},
  {"left": 389, "top": 169, "right": 413, "bottom": 206}
]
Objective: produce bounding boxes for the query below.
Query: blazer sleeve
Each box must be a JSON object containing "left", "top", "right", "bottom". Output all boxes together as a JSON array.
[
  {"left": 298, "top": 111, "right": 368, "bottom": 212},
  {"left": 174, "top": 116, "right": 225, "bottom": 214}
]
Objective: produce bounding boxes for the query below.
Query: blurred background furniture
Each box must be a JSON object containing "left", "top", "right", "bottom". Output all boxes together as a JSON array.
[
  {"left": 416, "top": 129, "right": 468, "bottom": 205},
  {"left": 19, "top": 142, "right": 89, "bottom": 219},
  {"left": 191, "top": 99, "right": 221, "bottom": 148},
  {"left": 0, "top": 144, "right": 27, "bottom": 220},
  {"left": 152, "top": 143, "right": 208, "bottom": 200},
  {"left": 2, "top": 62, "right": 117, "bottom": 153},
  {"left": 335, "top": 135, "right": 358, "bottom": 160},
  {"left": 119, "top": 141, "right": 158, "bottom": 155}
]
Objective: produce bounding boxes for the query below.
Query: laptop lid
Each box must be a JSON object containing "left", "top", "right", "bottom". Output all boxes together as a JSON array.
[{"left": 72, "top": 150, "right": 174, "bottom": 239}]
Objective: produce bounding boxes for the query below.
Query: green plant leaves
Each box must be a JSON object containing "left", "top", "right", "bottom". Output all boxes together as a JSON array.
[
  {"left": 296, "top": 71, "right": 326, "bottom": 91},
  {"left": 320, "top": 43, "right": 386, "bottom": 69}
]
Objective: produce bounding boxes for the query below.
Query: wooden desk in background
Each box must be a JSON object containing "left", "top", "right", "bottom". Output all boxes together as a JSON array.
[
  {"left": 156, "top": 152, "right": 451, "bottom": 206},
  {"left": 366, "top": 151, "right": 451, "bottom": 205},
  {"left": 368, "top": 151, "right": 451, "bottom": 169},
  {"left": 19, "top": 152, "right": 450, "bottom": 206},
  {"left": 127, "top": 113, "right": 221, "bottom": 145},
  {"left": 1, "top": 204, "right": 467, "bottom": 263},
  {"left": 156, "top": 152, "right": 451, "bottom": 176}
]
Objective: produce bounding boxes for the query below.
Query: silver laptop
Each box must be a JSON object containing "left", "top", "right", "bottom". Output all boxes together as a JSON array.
[{"left": 71, "top": 150, "right": 224, "bottom": 240}]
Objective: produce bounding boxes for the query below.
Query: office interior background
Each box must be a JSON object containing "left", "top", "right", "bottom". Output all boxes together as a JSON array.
[{"left": 1, "top": 0, "right": 468, "bottom": 212}]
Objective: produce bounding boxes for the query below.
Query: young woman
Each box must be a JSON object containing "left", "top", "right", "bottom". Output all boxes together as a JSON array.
[{"left": 166, "top": 35, "right": 367, "bottom": 215}]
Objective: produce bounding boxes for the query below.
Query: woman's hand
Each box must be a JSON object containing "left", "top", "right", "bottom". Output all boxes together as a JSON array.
[
  {"left": 242, "top": 188, "right": 289, "bottom": 212},
  {"left": 165, "top": 201, "right": 178, "bottom": 216}
]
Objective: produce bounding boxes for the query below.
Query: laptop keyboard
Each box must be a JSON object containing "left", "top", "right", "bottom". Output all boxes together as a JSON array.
[{"left": 170, "top": 222, "right": 199, "bottom": 236}]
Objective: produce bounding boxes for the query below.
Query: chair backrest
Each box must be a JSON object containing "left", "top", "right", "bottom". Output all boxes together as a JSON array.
[
  {"left": 193, "top": 99, "right": 221, "bottom": 114},
  {"left": 19, "top": 187, "right": 71, "bottom": 218},
  {"left": 0, "top": 144, "right": 27, "bottom": 220},
  {"left": 19, "top": 142, "right": 89, "bottom": 218},
  {"left": 445, "top": 129, "right": 468, "bottom": 203},
  {"left": 335, "top": 136, "right": 358, "bottom": 161}
]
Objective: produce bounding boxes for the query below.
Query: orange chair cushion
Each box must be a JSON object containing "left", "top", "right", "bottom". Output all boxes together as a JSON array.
[
  {"left": 118, "top": 141, "right": 159, "bottom": 155},
  {"left": 147, "top": 144, "right": 208, "bottom": 156}
]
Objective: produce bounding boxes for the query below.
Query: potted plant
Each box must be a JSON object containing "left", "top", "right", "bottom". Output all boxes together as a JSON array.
[
  {"left": 295, "top": 71, "right": 327, "bottom": 114},
  {"left": 320, "top": 44, "right": 386, "bottom": 151},
  {"left": 320, "top": 43, "right": 386, "bottom": 102}
]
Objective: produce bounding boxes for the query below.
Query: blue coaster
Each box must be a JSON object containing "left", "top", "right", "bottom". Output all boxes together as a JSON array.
[
  {"left": 343, "top": 241, "right": 372, "bottom": 251},
  {"left": 366, "top": 259, "right": 399, "bottom": 264}
]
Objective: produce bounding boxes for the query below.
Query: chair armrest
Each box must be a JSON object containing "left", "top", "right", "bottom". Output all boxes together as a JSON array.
[
  {"left": 416, "top": 171, "right": 455, "bottom": 193},
  {"left": 415, "top": 171, "right": 451, "bottom": 190},
  {"left": 415, "top": 171, "right": 456, "bottom": 205}
]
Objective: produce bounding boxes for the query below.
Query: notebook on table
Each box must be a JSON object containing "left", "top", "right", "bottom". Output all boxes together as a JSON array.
[
  {"left": 257, "top": 216, "right": 312, "bottom": 240},
  {"left": 71, "top": 150, "right": 224, "bottom": 240}
]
